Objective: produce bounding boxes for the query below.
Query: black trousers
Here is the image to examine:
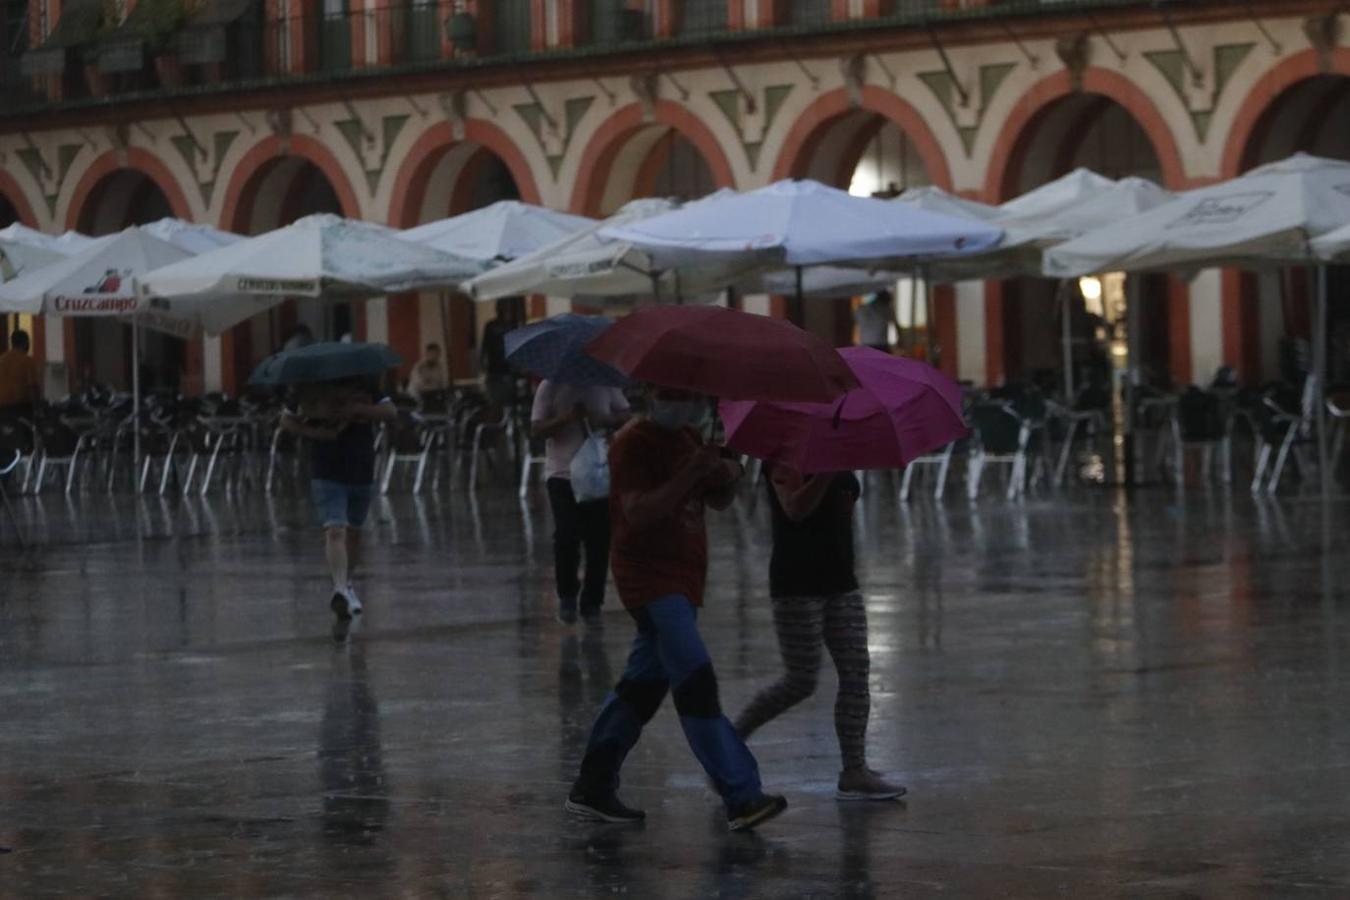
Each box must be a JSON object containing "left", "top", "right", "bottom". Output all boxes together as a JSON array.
[{"left": 546, "top": 477, "right": 611, "bottom": 610}]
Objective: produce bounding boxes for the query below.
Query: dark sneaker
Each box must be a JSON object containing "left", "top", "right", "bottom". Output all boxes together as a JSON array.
[
  {"left": 836, "top": 767, "right": 907, "bottom": 801},
  {"left": 557, "top": 596, "right": 578, "bottom": 625},
  {"left": 727, "top": 793, "right": 787, "bottom": 832},
  {"left": 330, "top": 590, "right": 353, "bottom": 621},
  {"left": 565, "top": 788, "right": 645, "bottom": 823}
]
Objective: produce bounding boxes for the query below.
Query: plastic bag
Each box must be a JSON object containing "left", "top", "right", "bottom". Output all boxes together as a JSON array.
[{"left": 569, "top": 428, "right": 611, "bottom": 502}]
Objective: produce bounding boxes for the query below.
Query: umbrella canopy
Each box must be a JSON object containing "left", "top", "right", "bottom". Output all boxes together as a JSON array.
[
  {"left": 719, "top": 348, "right": 968, "bottom": 474},
  {"left": 597, "top": 179, "right": 1004, "bottom": 269},
  {"left": 997, "top": 167, "right": 1116, "bottom": 219},
  {"left": 1044, "top": 153, "right": 1350, "bottom": 277},
  {"left": 0, "top": 223, "right": 100, "bottom": 255},
  {"left": 927, "top": 175, "right": 1173, "bottom": 282},
  {"left": 0, "top": 239, "right": 64, "bottom": 280},
  {"left": 0, "top": 226, "right": 191, "bottom": 317},
  {"left": 1311, "top": 221, "right": 1350, "bottom": 261},
  {"left": 894, "top": 185, "right": 1001, "bottom": 221},
  {"left": 140, "top": 213, "right": 485, "bottom": 303},
  {"left": 249, "top": 341, "right": 403, "bottom": 386},
  {"left": 504, "top": 313, "right": 628, "bottom": 387},
  {"left": 584, "top": 305, "right": 858, "bottom": 403},
  {"left": 0, "top": 226, "right": 275, "bottom": 337},
  {"left": 466, "top": 197, "right": 756, "bottom": 302},
  {"left": 141, "top": 217, "right": 242, "bottom": 254},
  {"left": 402, "top": 200, "right": 595, "bottom": 263}
]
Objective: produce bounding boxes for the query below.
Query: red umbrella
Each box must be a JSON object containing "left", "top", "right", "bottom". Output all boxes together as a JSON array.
[
  {"left": 583, "top": 305, "right": 858, "bottom": 403},
  {"left": 718, "top": 347, "right": 968, "bottom": 473}
]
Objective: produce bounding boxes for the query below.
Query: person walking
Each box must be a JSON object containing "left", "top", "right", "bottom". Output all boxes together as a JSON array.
[
  {"left": 734, "top": 464, "right": 906, "bottom": 801},
  {"left": 280, "top": 377, "right": 396, "bottom": 621},
  {"left": 0, "top": 329, "right": 40, "bottom": 422},
  {"left": 530, "top": 379, "right": 630, "bottom": 624},
  {"left": 566, "top": 387, "right": 787, "bottom": 831}
]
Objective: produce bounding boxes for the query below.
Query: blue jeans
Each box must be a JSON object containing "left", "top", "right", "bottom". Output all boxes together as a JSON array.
[
  {"left": 311, "top": 479, "right": 373, "bottom": 529},
  {"left": 575, "top": 594, "right": 763, "bottom": 809}
]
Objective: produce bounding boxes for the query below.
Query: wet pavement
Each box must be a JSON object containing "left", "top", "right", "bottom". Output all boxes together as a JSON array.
[{"left": 2, "top": 477, "right": 1350, "bottom": 897}]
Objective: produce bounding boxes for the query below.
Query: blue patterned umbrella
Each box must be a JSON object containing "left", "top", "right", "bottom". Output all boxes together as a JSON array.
[{"left": 505, "top": 314, "right": 629, "bottom": 387}]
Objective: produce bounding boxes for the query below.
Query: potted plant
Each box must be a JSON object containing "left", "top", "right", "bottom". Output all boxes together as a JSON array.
[{"left": 137, "top": 0, "right": 193, "bottom": 88}]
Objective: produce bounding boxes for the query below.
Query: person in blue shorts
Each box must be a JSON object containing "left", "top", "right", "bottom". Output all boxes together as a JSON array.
[{"left": 281, "top": 377, "right": 396, "bottom": 621}]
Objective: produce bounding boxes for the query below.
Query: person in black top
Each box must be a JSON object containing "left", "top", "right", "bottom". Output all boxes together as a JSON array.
[
  {"left": 479, "top": 299, "right": 520, "bottom": 413},
  {"left": 280, "top": 377, "right": 396, "bottom": 622},
  {"left": 734, "top": 465, "right": 907, "bottom": 801}
]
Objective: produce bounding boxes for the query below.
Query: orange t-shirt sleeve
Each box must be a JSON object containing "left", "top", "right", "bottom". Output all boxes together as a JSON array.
[{"left": 608, "top": 429, "right": 660, "bottom": 499}]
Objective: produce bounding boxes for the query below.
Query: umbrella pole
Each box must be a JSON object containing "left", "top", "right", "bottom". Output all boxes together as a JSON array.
[
  {"left": 1124, "top": 273, "right": 1142, "bottom": 485},
  {"left": 1316, "top": 264, "right": 1330, "bottom": 499},
  {"left": 439, "top": 291, "right": 452, "bottom": 380},
  {"left": 650, "top": 273, "right": 661, "bottom": 303},
  {"left": 132, "top": 315, "right": 141, "bottom": 487},
  {"left": 1060, "top": 280, "right": 1074, "bottom": 402},
  {"left": 909, "top": 265, "right": 920, "bottom": 356},
  {"left": 922, "top": 265, "right": 933, "bottom": 363},
  {"left": 793, "top": 265, "right": 804, "bottom": 328}
]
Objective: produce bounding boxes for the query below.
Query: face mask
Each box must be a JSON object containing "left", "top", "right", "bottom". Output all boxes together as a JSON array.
[{"left": 650, "top": 399, "right": 708, "bottom": 431}]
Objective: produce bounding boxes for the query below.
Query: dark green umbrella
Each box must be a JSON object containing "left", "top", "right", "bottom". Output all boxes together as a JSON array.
[{"left": 249, "top": 341, "right": 403, "bottom": 386}]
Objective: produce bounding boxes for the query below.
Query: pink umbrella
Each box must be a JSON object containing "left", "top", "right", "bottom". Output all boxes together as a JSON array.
[{"left": 719, "top": 347, "right": 968, "bottom": 474}]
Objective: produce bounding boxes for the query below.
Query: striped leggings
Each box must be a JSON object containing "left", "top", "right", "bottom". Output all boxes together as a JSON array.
[{"left": 734, "top": 591, "right": 871, "bottom": 771}]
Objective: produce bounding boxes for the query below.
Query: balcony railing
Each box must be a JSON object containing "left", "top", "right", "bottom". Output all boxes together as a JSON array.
[{"left": 0, "top": 0, "right": 1156, "bottom": 114}]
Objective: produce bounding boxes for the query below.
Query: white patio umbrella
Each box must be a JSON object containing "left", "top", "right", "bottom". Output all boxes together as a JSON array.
[
  {"left": 466, "top": 198, "right": 757, "bottom": 303},
  {"left": 599, "top": 179, "right": 1003, "bottom": 270},
  {"left": 1044, "top": 154, "right": 1350, "bottom": 277},
  {"left": 895, "top": 185, "right": 1001, "bottom": 222},
  {"left": 141, "top": 213, "right": 485, "bottom": 304},
  {"left": 0, "top": 239, "right": 64, "bottom": 280},
  {"left": 0, "top": 224, "right": 105, "bottom": 254},
  {"left": 598, "top": 180, "right": 1003, "bottom": 327},
  {"left": 0, "top": 227, "right": 267, "bottom": 472},
  {"left": 1310, "top": 221, "right": 1350, "bottom": 261},
  {"left": 141, "top": 217, "right": 242, "bottom": 255},
  {"left": 401, "top": 200, "right": 594, "bottom": 263},
  {"left": 1045, "top": 153, "right": 1350, "bottom": 496}
]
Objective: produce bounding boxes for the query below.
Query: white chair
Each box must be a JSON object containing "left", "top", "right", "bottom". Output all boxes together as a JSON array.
[
  {"left": 966, "top": 402, "right": 1032, "bottom": 500},
  {"left": 900, "top": 444, "right": 954, "bottom": 501},
  {"left": 519, "top": 444, "right": 546, "bottom": 498},
  {"left": 380, "top": 414, "right": 432, "bottom": 494},
  {"left": 31, "top": 418, "right": 81, "bottom": 495}
]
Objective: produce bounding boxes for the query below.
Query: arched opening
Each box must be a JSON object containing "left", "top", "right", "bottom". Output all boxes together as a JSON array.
[
  {"left": 1235, "top": 74, "right": 1350, "bottom": 385},
  {"left": 395, "top": 141, "right": 525, "bottom": 382},
  {"left": 0, "top": 194, "right": 19, "bottom": 228},
  {"left": 779, "top": 108, "right": 939, "bottom": 360},
  {"left": 227, "top": 156, "right": 350, "bottom": 385},
  {"left": 0, "top": 192, "right": 23, "bottom": 354},
  {"left": 588, "top": 125, "right": 718, "bottom": 217},
  {"left": 995, "top": 93, "right": 1171, "bottom": 392},
  {"left": 69, "top": 170, "right": 178, "bottom": 394}
]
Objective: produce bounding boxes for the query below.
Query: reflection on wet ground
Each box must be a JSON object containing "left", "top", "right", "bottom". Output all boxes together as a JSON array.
[{"left": 2, "top": 478, "right": 1349, "bottom": 897}]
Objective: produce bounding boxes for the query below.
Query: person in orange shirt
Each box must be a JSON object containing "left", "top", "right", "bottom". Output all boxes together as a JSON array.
[
  {"left": 0, "top": 330, "right": 40, "bottom": 421},
  {"left": 565, "top": 386, "right": 787, "bottom": 832}
]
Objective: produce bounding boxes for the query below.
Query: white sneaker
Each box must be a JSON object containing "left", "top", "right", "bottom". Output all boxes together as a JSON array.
[{"left": 344, "top": 584, "right": 363, "bottom": 616}]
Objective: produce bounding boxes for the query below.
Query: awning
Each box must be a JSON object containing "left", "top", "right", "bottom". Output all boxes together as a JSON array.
[
  {"left": 177, "top": 0, "right": 258, "bottom": 64},
  {"left": 19, "top": 0, "right": 102, "bottom": 76}
]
